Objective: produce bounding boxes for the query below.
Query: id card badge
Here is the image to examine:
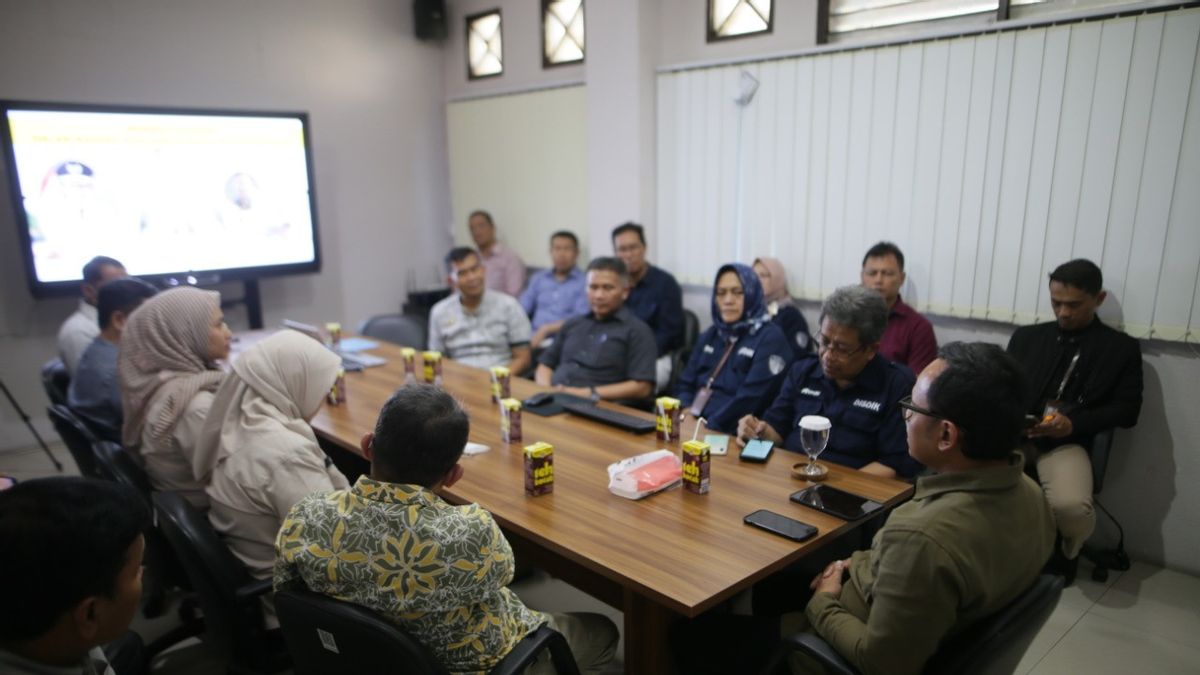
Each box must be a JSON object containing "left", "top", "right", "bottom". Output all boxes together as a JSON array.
[{"left": 689, "top": 387, "right": 714, "bottom": 417}]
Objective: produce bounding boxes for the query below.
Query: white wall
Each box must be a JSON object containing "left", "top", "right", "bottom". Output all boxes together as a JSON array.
[{"left": 0, "top": 0, "right": 451, "bottom": 451}]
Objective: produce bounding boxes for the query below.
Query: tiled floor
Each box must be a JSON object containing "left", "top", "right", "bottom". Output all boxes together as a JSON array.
[{"left": 5, "top": 442, "right": 1199, "bottom": 674}]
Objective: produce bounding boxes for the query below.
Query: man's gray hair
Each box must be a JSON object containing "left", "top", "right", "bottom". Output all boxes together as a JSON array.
[{"left": 820, "top": 285, "right": 889, "bottom": 345}]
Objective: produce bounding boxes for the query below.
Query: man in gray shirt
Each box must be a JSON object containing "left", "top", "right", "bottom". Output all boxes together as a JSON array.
[
  {"left": 428, "top": 247, "right": 532, "bottom": 373},
  {"left": 67, "top": 278, "right": 158, "bottom": 441},
  {"left": 536, "top": 257, "right": 656, "bottom": 402},
  {"left": 57, "top": 256, "right": 127, "bottom": 375}
]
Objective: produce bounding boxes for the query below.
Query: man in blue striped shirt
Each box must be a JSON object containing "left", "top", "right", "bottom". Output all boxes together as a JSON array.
[{"left": 520, "top": 231, "right": 590, "bottom": 349}]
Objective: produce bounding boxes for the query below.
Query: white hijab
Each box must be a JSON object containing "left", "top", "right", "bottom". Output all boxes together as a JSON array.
[{"left": 193, "top": 330, "right": 340, "bottom": 477}]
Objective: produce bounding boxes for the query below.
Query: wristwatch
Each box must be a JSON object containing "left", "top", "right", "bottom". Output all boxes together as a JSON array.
[{"left": 589, "top": 386, "right": 601, "bottom": 403}]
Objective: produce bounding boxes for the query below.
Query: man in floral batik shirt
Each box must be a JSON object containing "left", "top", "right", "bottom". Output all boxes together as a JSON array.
[{"left": 274, "top": 384, "right": 617, "bottom": 675}]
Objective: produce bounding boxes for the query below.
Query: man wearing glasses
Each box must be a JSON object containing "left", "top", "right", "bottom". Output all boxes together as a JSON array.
[{"left": 737, "top": 285, "right": 920, "bottom": 479}]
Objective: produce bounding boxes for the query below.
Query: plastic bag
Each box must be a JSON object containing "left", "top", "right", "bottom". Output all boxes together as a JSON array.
[{"left": 607, "top": 449, "right": 682, "bottom": 500}]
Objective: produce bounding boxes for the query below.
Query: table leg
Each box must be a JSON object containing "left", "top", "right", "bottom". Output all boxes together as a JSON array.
[{"left": 623, "top": 589, "right": 681, "bottom": 675}]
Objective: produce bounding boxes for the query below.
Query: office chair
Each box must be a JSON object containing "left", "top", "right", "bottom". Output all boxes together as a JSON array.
[
  {"left": 41, "top": 357, "right": 70, "bottom": 406},
  {"left": 275, "top": 589, "right": 581, "bottom": 675},
  {"left": 46, "top": 404, "right": 103, "bottom": 478},
  {"left": 358, "top": 313, "right": 428, "bottom": 350},
  {"left": 666, "top": 309, "right": 701, "bottom": 396},
  {"left": 1081, "top": 429, "right": 1131, "bottom": 582},
  {"left": 759, "top": 574, "right": 1064, "bottom": 675},
  {"left": 152, "top": 491, "right": 291, "bottom": 674}
]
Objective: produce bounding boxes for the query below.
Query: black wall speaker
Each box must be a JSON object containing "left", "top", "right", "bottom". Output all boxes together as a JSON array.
[{"left": 414, "top": 0, "right": 447, "bottom": 40}]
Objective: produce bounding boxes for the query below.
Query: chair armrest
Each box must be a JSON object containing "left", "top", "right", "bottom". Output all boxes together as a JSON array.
[
  {"left": 490, "top": 625, "right": 580, "bottom": 675},
  {"left": 1089, "top": 428, "right": 1115, "bottom": 494},
  {"left": 781, "top": 632, "right": 858, "bottom": 675},
  {"left": 234, "top": 578, "right": 275, "bottom": 603}
]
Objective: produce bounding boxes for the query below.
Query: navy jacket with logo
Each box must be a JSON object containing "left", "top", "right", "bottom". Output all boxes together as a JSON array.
[
  {"left": 763, "top": 353, "right": 920, "bottom": 478},
  {"left": 676, "top": 321, "right": 793, "bottom": 434}
]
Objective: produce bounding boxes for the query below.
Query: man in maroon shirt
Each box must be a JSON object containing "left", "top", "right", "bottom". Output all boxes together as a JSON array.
[{"left": 861, "top": 242, "right": 937, "bottom": 376}]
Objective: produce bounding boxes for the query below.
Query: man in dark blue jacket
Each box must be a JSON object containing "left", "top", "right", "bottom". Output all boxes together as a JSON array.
[
  {"left": 612, "top": 222, "right": 683, "bottom": 389},
  {"left": 737, "top": 285, "right": 920, "bottom": 479},
  {"left": 677, "top": 263, "right": 792, "bottom": 434}
]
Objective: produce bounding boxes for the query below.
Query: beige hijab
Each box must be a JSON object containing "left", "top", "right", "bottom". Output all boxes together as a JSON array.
[
  {"left": 119, "top": 287, "right": 225, "bottom": 449},
  {"left": 754, "top": 257, "right": 794, "bottom": 306},
  {"left": 192, "top": 330, "right": 341, "bottom": 476}
]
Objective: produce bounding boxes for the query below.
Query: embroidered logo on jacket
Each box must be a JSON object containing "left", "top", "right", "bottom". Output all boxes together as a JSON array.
[
  {"left": 738, "top": 347, "right": 756, "bottom": 358},
  {"left": 800, "top": 387, "right": 821, "bottom": 397},
  {"left": 852, "top": 399, "right": 882, "bottom": 412}
]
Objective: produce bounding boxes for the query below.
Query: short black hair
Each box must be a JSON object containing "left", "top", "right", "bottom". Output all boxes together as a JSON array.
[
  {"left": 611, "top": 222, "right": 646, "bottom": 246},
  {"left": 445, "top": 246, "right": 480, "bottom": 275},
  {"left": 587, "top": 256, "right": 629, "bottom": 282},
  {"left": 927, "top": 342, "right": 1029, "bottom": 461},
  {"left": 0, "top": 477, "right": 149, "bottom": 641},
  {"left": 371, "top": 384, "right": 470, "bottom": 487},
  {"left": 862, "top": 242, "right": 905, "bottom": 271},
  {"left": 97, "top": 277, "right": 159, "bottom": 330},
  {"left": 1049, "top": 259, "right": 1103, "bottom": 296},
  {"left": 468, "top": 210, "right": 494, "bottom": 226},
  {"left": 82, "top": 256, "right": 125, "bottom": 284},
  {"left": 550, "top": 230, "right": 579, "bottom": 248}
]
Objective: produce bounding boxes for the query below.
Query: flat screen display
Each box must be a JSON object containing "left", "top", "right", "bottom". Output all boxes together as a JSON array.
[{"left": 1, "top": 101, "right": 321, "bottom": 296}]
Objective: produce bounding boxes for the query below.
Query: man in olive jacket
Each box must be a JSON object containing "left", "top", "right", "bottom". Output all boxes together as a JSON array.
[{"left": 800, "top": 343, "right": 1055, "bottom": 675}]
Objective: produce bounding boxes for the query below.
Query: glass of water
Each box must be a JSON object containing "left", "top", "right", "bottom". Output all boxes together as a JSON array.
[{"left": 799, "top": 415, "right": 831, "bottom": 479}]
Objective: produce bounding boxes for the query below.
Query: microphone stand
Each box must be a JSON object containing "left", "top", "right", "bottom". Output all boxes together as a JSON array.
[{"left": 0, "top": 376, "right": 63, "bottom": 472}]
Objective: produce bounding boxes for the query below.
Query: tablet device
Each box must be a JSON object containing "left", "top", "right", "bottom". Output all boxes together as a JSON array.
[
  {"left": 790, "top": 484, "right": 883, "bottom": 521},
  {"left": 744, "top": 509, "right": 818, "bottom": 542}
]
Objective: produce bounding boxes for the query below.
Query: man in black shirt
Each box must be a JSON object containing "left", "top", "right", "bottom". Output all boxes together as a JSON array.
[
  {"left": 1006, "top": 259, "right": 1142, "bottom": 568},
  {"left": 536, "top": 257, "right": 657, "bottom": 403}
]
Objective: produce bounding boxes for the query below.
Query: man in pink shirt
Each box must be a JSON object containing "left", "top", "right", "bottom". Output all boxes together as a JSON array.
[
  {"left": 861, "top": 242, "right": 937, "bottom": 376},
  {"left": 469, "top": 210, "right": 527, "bottom": 297}
]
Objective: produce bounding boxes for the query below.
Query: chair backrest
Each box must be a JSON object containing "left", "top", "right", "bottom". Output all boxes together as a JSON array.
[
  {"left": 925, "top": 574, "right": 1064, "bottom": 675},
  {"left": 151, "top": 491, "right": 268, "bottom": 662},
  {"left": 275, "top": 589, "right": 449, "bottom": 675},
  {"left": 93, "top": 440, "right": 154, "bottom": 501},
  {"left": 46, "top": 404, "right": 102, "bottom": 478},
  {"left": 358, "top": 313, "right": 428, "bottom": 350},
  {"left": 41, "top": 358, "right": 70, "bottom": 406},
  {"left": 681, "top": 309, "right": 700, "bottom": 359},
  {"left": 1089, "top": 429, "right": 1115, "bottom": 494}
]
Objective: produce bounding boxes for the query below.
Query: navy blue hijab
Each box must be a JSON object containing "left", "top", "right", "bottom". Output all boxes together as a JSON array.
[{"left": 711, "top": 263, "right": 770, "bottom": 341}]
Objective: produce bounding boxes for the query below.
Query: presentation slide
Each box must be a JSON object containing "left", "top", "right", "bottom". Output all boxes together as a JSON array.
[{"left": 4, "top": 108, "right": 318, "bottom": 283}]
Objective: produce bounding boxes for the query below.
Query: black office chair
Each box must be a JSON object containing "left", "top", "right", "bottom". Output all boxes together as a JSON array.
[
  {"left": 760, "top": 574, "right": 1063, "bottom": 675},
  {"left": 152, "top": 491, "right": 290, "bottom": 674},
  {"left": 1081, "top": 429, "right": 1131, "bottom": 582},
  {"left": 41, "top": 358, "right": 70, "bottom": 406},
  {"left": 46, "top": 404, "right": 103, "bottom": 478},
  {"left": 666, "top": 309, "right": 701, "bottom": 396},
  {"left": 275, "top": 589, "right": 581, "bottom": 675},
  {"left": 358, "top": 313, "right": 428, "bottom": 349}
]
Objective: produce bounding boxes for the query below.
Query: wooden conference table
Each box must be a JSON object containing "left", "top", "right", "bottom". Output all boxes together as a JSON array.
[{"left": 309, "top": 339, "right": 913, "bottom": 674}]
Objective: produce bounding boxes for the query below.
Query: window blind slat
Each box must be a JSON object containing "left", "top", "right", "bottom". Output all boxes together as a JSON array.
[
  {"left": 1017, "top": 26, "right": 1069, "bottom": 325},
  {"left": 1104, "top": 14, "right": 1164, "bottom": 326},
  {"left": 803, "top": 58, "right": 830, "bottom": 297},
  {"left": 910, "top": 41, "right": 950, "bottom": 310},
  {"left": 1125, "top": 13, "right": 1197, "bottom": 338},
  {"left": 1148, "top": 11, "right": 1200, "bottom": 341},
  {"left": 866, "top": 48, "right": 901, "bottom": 255},
  {"left": 823, "top": 53, "right": 855, "bottom": 292},
  {"left": 843, "top": 51, "right": 875, "bottom": 285},
  {"left": 886, "top": 44, "right": 925, "bottom": 278},
  {"left": 928, "top": 39, "right": 975, "bottom": 316},
  {"left": 972, "top": 32, "right": 1015, "bottom": 320}
]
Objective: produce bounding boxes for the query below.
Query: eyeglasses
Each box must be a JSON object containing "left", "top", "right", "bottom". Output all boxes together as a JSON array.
[
  {"left": 816, "top": 336, "right": 866, "bottom": 358},
  {"left": 898, "top": 395, "right": 948, "bottom": 423}
]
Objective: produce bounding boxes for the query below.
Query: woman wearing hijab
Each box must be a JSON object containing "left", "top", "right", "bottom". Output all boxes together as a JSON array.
[
  {"left": 753, "top": 257, "right": 814, "bottom": 361},
  {"left": 676, "top": 263, "right": 794, "bottom": 434},
  {"left": 200, "top": 330, "right": 350, "bottom": 580},
  {"left": 119, "top": 287, "right": 231, "bottom": 508}
]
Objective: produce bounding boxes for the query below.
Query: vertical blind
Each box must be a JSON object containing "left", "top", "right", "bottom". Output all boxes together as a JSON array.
[{"left": 656, "top": 7, "right": 1200, "bottom": 342}]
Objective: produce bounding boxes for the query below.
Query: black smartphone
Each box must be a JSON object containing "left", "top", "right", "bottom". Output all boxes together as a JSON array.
[
  {"left": 739, "top": 439, "right": 774, "bottom": 463},
  {"left": 744, "top": 509, "right": 818, "bottom": 542},
  {"left": 790, "top": 484, "right": 883, "bottom": 521}
]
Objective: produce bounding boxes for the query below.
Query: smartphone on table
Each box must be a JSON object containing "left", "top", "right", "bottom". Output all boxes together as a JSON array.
[
  {"left": 739, "top": 438, "right": 774, "bottom": 463},
  {"left": 744, "top": 509, "right": 818, "bottom": 542},
  {"left": 790, "top": 484, "right": 883, "bottom": 520}
]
